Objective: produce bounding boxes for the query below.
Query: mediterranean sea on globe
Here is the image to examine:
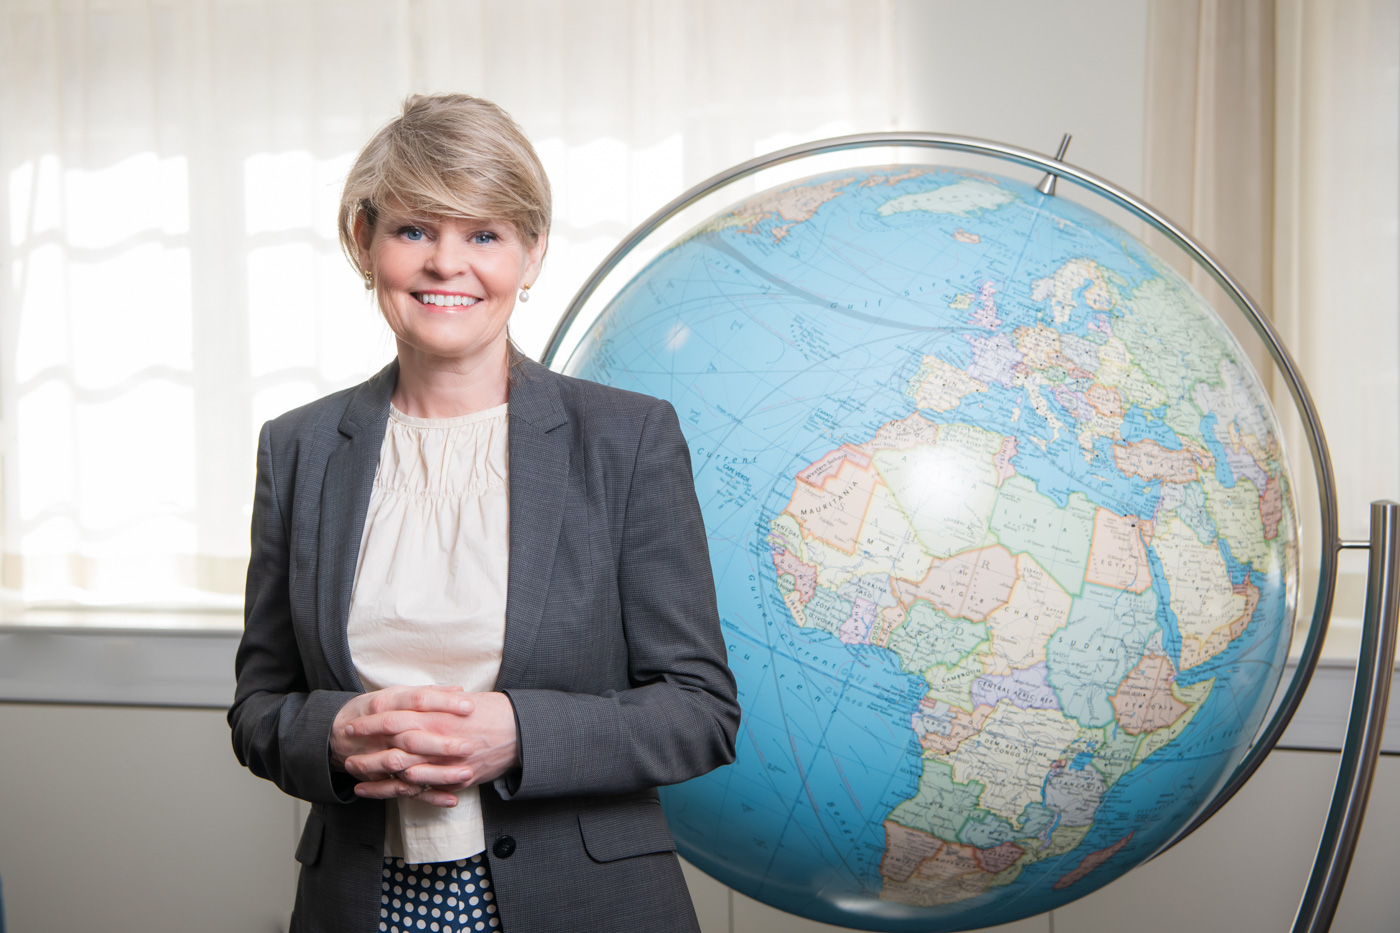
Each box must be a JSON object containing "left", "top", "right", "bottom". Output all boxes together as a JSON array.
[{"left": 559, "top": 164, "right": 1299, "bottom": 930}]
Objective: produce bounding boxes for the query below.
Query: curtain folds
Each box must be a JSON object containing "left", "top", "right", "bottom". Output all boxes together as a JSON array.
[
  {"left": 0, "top": 0, "right": 896, "bottom": 610},
  {"left": 1275, "top": 0, "right": 1400, "bottom": 545},
  {"left": 2, "top": 0, "right": 1393, "bottom": 617},
  {"left": 1144, "top": 0, "right": 1400, "bottom": 626},
  {"left": 1144, "top": 0, "right": 1276, "bottom": 315}
]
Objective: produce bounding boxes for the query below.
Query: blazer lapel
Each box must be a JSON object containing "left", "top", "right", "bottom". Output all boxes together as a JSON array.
[
  {"left": 315, "top": 359, "right": 397, "bottom": 691},
  {"left": 497, "top": 359, "right": 570, "bottom": 689}
]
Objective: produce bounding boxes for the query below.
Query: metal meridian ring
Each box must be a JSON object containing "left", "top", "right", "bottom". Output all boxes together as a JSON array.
[{"left": 542, "top": 131, "right": 1341, "bottom": 857}]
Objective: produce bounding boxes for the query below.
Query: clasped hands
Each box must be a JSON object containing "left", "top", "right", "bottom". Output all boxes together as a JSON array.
[{"left": 331, "top": 685, "right": 519, "bottom": 809}]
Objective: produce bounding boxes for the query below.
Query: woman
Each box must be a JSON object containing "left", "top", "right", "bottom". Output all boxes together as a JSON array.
[{"left": 228, "top": 93, "right": 740, "bottom": 933}]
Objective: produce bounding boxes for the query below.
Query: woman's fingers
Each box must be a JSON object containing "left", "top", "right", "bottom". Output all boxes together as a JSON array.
[
  {"left": 352, "top": 693, "right": 517, "bottom": 784},
  {"left": 342, "top": 708, "right": 470, "bottom": 739},
  {"left": 343, "top": 732, "right": 475, "bottom": 777},
  {"left": 353, "top": 776, "right": 459, "bottom": 809},
  {"left": 391, "top": 728, "right": 473, "bottom": 757},
  {"left": 331, "top": 685, "right": 471, "bottom": 767},
  {"left": 332, "top": 688, "right": 514, "bottom": 788},
  {"left": 413, "top": 788, "right": 460, "bottom": 808},
  {"left": 366, "top": 686, "right": 471, "bottom": 717},
  {"left": 343, "top": 687, "right": 473, "bottom": 736},
  {"left": 396, "top": 763, "right": 474, "bottom": 787},
  {"left": 343, "top": 748, "right": 433, "bottom": 778}
]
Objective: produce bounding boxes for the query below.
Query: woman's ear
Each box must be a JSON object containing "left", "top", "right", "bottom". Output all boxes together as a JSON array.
[
  {"left": 525, "top": 231, "right": 548, "bottom": 283},
  {"left": 353, "top": 215, "right": 374, "bottom": 274}
]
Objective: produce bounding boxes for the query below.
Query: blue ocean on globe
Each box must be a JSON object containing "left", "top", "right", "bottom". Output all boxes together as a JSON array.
[{"left": 560, "top": 164, "right": 1299, "bottom": 930}]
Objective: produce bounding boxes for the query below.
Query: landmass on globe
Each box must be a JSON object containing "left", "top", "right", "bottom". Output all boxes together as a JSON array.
[{"left": 567, "top": 163, "right": 1299, "bottom": 930}]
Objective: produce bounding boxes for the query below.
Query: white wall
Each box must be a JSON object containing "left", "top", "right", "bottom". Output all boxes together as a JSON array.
[
  {"left": 0, "top": 705, "right": 296, "bottom": 933},
  {"left": 2, "top": 703, "right": 1399, "bottom": 933},
  {"left": 896, "top": 0, "right": 1149, "bottom": 215}
]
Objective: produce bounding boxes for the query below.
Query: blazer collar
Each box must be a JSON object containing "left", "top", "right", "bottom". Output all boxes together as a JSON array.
[
  {"left": 316, "top": 359, "right": 397, "bottom": 690},
  {"left": 317, "top": 355, "right": 571, "bottom": 692},
  {"left": 505, "top": 357, "right": 568, "bottom": 432},
  {"left": 338, "top": 358, "right": 398, "bottom": 438},
  {"left": 334, "top": 356, "right": 567, "bottom": 434},
  {"left": 497, "top": 357, "right": 570, "bottom": 688}
]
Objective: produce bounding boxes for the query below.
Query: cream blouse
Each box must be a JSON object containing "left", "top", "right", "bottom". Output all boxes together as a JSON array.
[{"left": 346, "top": 402, "right": 510, "bottom": 864}]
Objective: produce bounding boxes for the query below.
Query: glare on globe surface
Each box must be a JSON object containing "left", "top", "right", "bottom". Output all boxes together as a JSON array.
[{"left": 561, "top": 164, "right": 1299, "bottom": 930}]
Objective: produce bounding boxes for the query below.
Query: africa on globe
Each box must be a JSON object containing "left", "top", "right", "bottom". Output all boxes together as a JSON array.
[{"left": 561, "top": 163, "right": 1298, "bottom": 930}]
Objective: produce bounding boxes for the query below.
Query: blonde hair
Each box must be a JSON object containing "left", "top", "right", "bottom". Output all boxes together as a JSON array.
[{"left": 338, "top": 93, "right": 552, "bottom": 277}]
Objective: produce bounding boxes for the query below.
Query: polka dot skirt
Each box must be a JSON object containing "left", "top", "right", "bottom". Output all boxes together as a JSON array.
[{"left": 379, "top": 854, "right": 501, "bottom": 933}]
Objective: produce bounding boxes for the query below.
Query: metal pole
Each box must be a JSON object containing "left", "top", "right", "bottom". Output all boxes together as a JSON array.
[
  {"left": 1035, "top": 133, "right": 1072, "bottom": 196},
  {"left": 1292, "top": 500, "right": 1400, "bottom": 932}
]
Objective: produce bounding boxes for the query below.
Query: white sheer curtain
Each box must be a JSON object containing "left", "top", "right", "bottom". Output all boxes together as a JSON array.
[
  {"left": 0, "top": 0, "right": 896, "bottom": 614},
  {"left": 1143, "top": 0, "right": 1400, "bottom": 630},
  {"left": 1142, "top": 0, "right": 1276, "bottom": 366},
  {"left": 1276, "top": 0, "right": 1400, "bottom": 629},
  {"left": 1274, "top": 0, "right": 1400, "bottom": 534}
]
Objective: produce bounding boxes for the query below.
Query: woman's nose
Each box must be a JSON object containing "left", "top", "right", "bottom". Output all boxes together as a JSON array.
[{"left": 425, "top": 238, "right": 471, "bottom": 278}]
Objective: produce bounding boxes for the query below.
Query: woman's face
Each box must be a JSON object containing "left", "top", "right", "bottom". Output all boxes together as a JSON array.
[{"left": 357, "top": 205, "right": 545, "bottom": 368}]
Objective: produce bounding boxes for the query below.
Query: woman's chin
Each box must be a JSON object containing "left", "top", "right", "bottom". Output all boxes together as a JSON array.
[{"left": 393, "top": 332, "right": 511, "bottom": 365}]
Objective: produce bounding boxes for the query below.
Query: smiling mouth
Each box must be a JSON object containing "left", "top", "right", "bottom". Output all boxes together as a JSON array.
[{"left": 414, "top": 292, "right": 481, "bottom": 308}]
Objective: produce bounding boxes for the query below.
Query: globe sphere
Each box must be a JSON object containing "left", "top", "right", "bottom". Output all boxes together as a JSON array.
[{"left": 560, "top": 164, "right": 1299, "bottom": 930}]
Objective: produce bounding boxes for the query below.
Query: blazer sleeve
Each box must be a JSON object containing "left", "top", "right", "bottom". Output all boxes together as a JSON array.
[
  {"left": 227, "top": 420, "right": 360, "bottom": 805},
  {"left": 500, "top": 400, "right": 740, "bottom": 800}
]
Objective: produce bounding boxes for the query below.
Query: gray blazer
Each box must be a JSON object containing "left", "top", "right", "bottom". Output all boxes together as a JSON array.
[{"left": 228, "top": 357, "right": 740, "bottom": 933}]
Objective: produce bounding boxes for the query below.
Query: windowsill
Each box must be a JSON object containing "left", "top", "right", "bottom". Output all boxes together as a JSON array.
[
  {"left": 0, "top": 608, "right": 242, "bottom": 636},
  {"left": 0, "top": 612, "right": 1396, "bottom": 753},
  {"left": 0, "top": 613, "right": 243, "bottom": 709}
]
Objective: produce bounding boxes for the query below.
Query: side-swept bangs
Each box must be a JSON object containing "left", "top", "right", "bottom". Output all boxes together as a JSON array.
[{"left": 338, "top": 94, "right": 551, "bottom": 275}]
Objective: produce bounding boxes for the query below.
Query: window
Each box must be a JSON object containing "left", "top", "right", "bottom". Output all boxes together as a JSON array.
[{"left": 0, "top": 0, "right": 897, "bottom": 624}]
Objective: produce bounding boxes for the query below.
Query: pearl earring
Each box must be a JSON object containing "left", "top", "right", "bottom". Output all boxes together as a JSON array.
[
  {"left": 363, "top": 269, "right": 374, "bottom": 290},
  {"left": 518, "top": 282, "right": 532, "bottom": 303}
]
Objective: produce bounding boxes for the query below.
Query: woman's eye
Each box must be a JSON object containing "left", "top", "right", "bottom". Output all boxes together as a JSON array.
[
  {"left": 471, "top": 231, "right": 498, "bottom": 245},
  {"left": 398, "top": 226, "right": 425, "bottom": 241}
]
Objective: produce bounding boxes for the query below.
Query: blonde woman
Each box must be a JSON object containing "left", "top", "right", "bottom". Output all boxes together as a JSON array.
[{"left": 229, "top": 94, "right": 739, "bottom": 933}]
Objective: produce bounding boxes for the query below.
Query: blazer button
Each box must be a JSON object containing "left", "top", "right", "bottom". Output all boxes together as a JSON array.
[{"left": 492, "top": 835, "right": 516, "bottom": 859}]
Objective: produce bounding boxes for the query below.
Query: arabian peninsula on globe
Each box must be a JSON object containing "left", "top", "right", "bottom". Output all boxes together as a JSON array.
[{"left": 562, "top": 163, "right": 1299, "bottom": 930}]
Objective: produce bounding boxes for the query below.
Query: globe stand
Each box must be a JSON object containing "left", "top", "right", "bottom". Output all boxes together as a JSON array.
[
  {"left": 1034, "top": 133, "right": 1073, "bottom": 196},
  {"left": 1292, "top": 500, "right": 1400, "bottom": 932},
  {"left": 544, "top": 132, "right": 1388, "bottom": 932},
  {"left": 1025, "top": 132, "right": 1399, "bottom": 931}
]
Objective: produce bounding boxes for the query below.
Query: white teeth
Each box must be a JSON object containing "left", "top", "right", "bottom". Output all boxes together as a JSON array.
[{"left": 419, "top": 294, "right": 478, "bottom": 307}]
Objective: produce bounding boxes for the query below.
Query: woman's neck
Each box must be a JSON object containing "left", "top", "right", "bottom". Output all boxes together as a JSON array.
[{"left": 391, "top": 340, "right": 511, "bottom": 418}]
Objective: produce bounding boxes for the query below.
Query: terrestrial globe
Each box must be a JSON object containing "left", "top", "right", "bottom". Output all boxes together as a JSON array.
[{"left": 548, "top": 140, "right": 1323, "bottom": 931}]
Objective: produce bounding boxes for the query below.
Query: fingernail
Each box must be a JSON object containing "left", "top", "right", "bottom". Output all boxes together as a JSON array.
[
  {"left": 457, "top": 702, "right": 472, "bottom": 714},
  {"left": 455, "top": 771, "right": 472, "bottom": 783},
  {"left": 344, "top": 724, "right": 356, "bottom": 736}
]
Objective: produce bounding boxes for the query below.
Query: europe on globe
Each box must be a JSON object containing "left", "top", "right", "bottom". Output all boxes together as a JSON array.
[{"left": 560, "top": 163, "right": 1299, "bottom": 930}]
